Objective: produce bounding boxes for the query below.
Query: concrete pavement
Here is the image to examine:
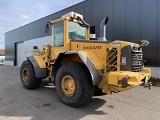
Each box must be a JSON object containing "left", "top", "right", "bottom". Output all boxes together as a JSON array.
[{"left": 0, "top": 66, "right": 160, "bottom": 120}]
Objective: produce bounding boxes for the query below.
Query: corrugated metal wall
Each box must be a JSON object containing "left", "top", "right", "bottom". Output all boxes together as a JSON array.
[{"left": 5, "top": 0, "right": 160, "bottom": 66}]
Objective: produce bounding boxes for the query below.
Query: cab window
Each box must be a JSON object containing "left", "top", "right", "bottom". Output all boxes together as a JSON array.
[
  {"left": 54, "top": 22, "right": 64, "bottom": 46},
  {"left": 68, "top": 21, "right": 86, "bottom": 40}
]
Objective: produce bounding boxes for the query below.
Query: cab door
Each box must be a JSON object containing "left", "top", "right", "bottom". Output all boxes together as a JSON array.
[
  {"left": 52, "top": 21, "right": 64, "bottom": 46},
  {"left": 51, "top": 21, "right": 66, "bottom": 59}
]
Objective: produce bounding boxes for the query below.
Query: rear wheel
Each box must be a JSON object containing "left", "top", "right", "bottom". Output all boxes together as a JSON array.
[
  {"left": 55, "top": 62, "right": 95, "bottom": 107},
  {"left": 20, "top": 60, "right": 42, "bottom": 89}
]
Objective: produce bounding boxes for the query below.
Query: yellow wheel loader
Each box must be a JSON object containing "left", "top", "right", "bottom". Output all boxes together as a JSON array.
[{"left": 20, "top": 12, "right": 151, "bottom": 107}]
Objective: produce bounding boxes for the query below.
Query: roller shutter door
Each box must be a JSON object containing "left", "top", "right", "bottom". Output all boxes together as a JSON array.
[{"left": 16, "top": 42, "right": 25, "bottom": 66}]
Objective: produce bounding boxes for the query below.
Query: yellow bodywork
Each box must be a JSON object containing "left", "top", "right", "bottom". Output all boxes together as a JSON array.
[
  {"left": 33, "top": 56, "right": 46, "bottom": 68},
  {"left": 97, "top": 68, "right": 151, "bottom": 93},
  {"left": 32, "top": 15, "right": 151, "bottom": 94}
]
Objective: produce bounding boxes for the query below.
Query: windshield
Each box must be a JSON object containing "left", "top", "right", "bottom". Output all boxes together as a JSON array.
[{"left": 68, "top": 21, "right": 86, "bottom": 40}]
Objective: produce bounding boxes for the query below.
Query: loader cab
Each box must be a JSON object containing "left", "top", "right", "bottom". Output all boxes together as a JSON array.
[{"left": 46, "top": 12, "right": 90, "bottom": 50}]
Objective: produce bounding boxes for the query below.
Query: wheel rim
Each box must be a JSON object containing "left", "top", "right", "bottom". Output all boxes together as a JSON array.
[
  {"left": 61, "top": 75, "right": 76, "bottom": 97},
  {"left": 22, "top": 68, "right": 29, "bottom": 82}
]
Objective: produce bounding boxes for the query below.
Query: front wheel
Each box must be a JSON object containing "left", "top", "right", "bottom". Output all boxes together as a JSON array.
[
  {"left": 20, "top": 60, "right": 42, "bottom": 89},
  {"left": 55, "top": 62, "right": 95, "bottom": 107}
]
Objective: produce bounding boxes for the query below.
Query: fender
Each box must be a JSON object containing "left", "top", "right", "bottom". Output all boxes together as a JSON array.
[
  {"left": 27, "top": 56, "right": 47, "bottom": 78},
  {"left": 55, "top": 51, "right": 104, "bottom": 85}
]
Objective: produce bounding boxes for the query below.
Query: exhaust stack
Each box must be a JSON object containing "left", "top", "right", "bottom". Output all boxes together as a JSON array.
[{"left": 99, "top": 17, "right": 108, "bottom": 41}]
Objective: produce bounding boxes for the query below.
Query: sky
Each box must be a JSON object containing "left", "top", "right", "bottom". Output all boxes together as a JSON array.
[{"left": 0, "top": 0, "right": 84, "bottom": 49}]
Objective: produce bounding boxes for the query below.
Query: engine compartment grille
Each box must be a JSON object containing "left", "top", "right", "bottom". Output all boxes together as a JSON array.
[
  {"left": 131, "top": 51, "right": 143, "bottom": 72},
  {"left": 106, "top": 48, "right": 118, "bottom": 72}
]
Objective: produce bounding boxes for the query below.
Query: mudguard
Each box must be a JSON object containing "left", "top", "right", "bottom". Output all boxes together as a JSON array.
[
  {"left": 64, "top": 51, "right": 104, "bottom": 85},
  {"left": 27, "top": 56, "right": 47, "bottom": 78}
]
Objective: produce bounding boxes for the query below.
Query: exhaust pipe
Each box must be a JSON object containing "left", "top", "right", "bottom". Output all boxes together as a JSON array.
[{"left": 99, "top": 17, "right": 108, "bottom": 41}]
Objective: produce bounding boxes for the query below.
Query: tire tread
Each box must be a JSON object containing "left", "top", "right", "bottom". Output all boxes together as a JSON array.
[
  {"left": 55, "top": 62, "right": 95, "bottom": 107},
  {"left": 20, "top": 60, "right": 42, "bottom": 89}
]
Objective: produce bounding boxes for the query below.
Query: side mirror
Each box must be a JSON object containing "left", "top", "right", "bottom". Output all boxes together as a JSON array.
[{"left": 45, "top": 21, "right": 51, "bottom": 34}]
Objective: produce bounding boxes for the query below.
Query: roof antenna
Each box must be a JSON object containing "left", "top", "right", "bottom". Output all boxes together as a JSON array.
[{"left": 68, "top": 0, "right": 75, "bottom": 6}]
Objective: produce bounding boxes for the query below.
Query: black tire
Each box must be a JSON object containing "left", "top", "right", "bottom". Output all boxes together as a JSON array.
[
  {"left": 55, "top": 62, "right": 95, "bottom": 107},
  {"left": 20, "top": 60, "right": 42, "bottom": 89}
]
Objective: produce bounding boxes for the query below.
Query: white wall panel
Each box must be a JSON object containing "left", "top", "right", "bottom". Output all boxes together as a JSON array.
[
  {"left": 24, "top": 36, "right": 51, "bottom": 57},
  {"left": 16, "top": 36, "right": 51, "bottom": 66}
]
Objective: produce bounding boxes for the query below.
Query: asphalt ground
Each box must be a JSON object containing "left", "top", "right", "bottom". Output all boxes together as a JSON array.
[{"left": 0, "top": 66, "right": 160, "bottom": 120}]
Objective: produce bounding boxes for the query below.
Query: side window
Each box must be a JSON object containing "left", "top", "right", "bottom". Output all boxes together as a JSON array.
[{"left": 54, "top": 22, "right": 64, "bottom": 46}]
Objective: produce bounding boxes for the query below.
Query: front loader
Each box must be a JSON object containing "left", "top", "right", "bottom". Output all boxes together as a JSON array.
[{"left": 20, "top": 12, "right": 151, "bottom": 107}]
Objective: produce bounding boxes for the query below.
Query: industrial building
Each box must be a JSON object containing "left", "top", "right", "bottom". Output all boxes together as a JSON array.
[{"left": 5, "top": 0, "right": 160, "bottom": 77}]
